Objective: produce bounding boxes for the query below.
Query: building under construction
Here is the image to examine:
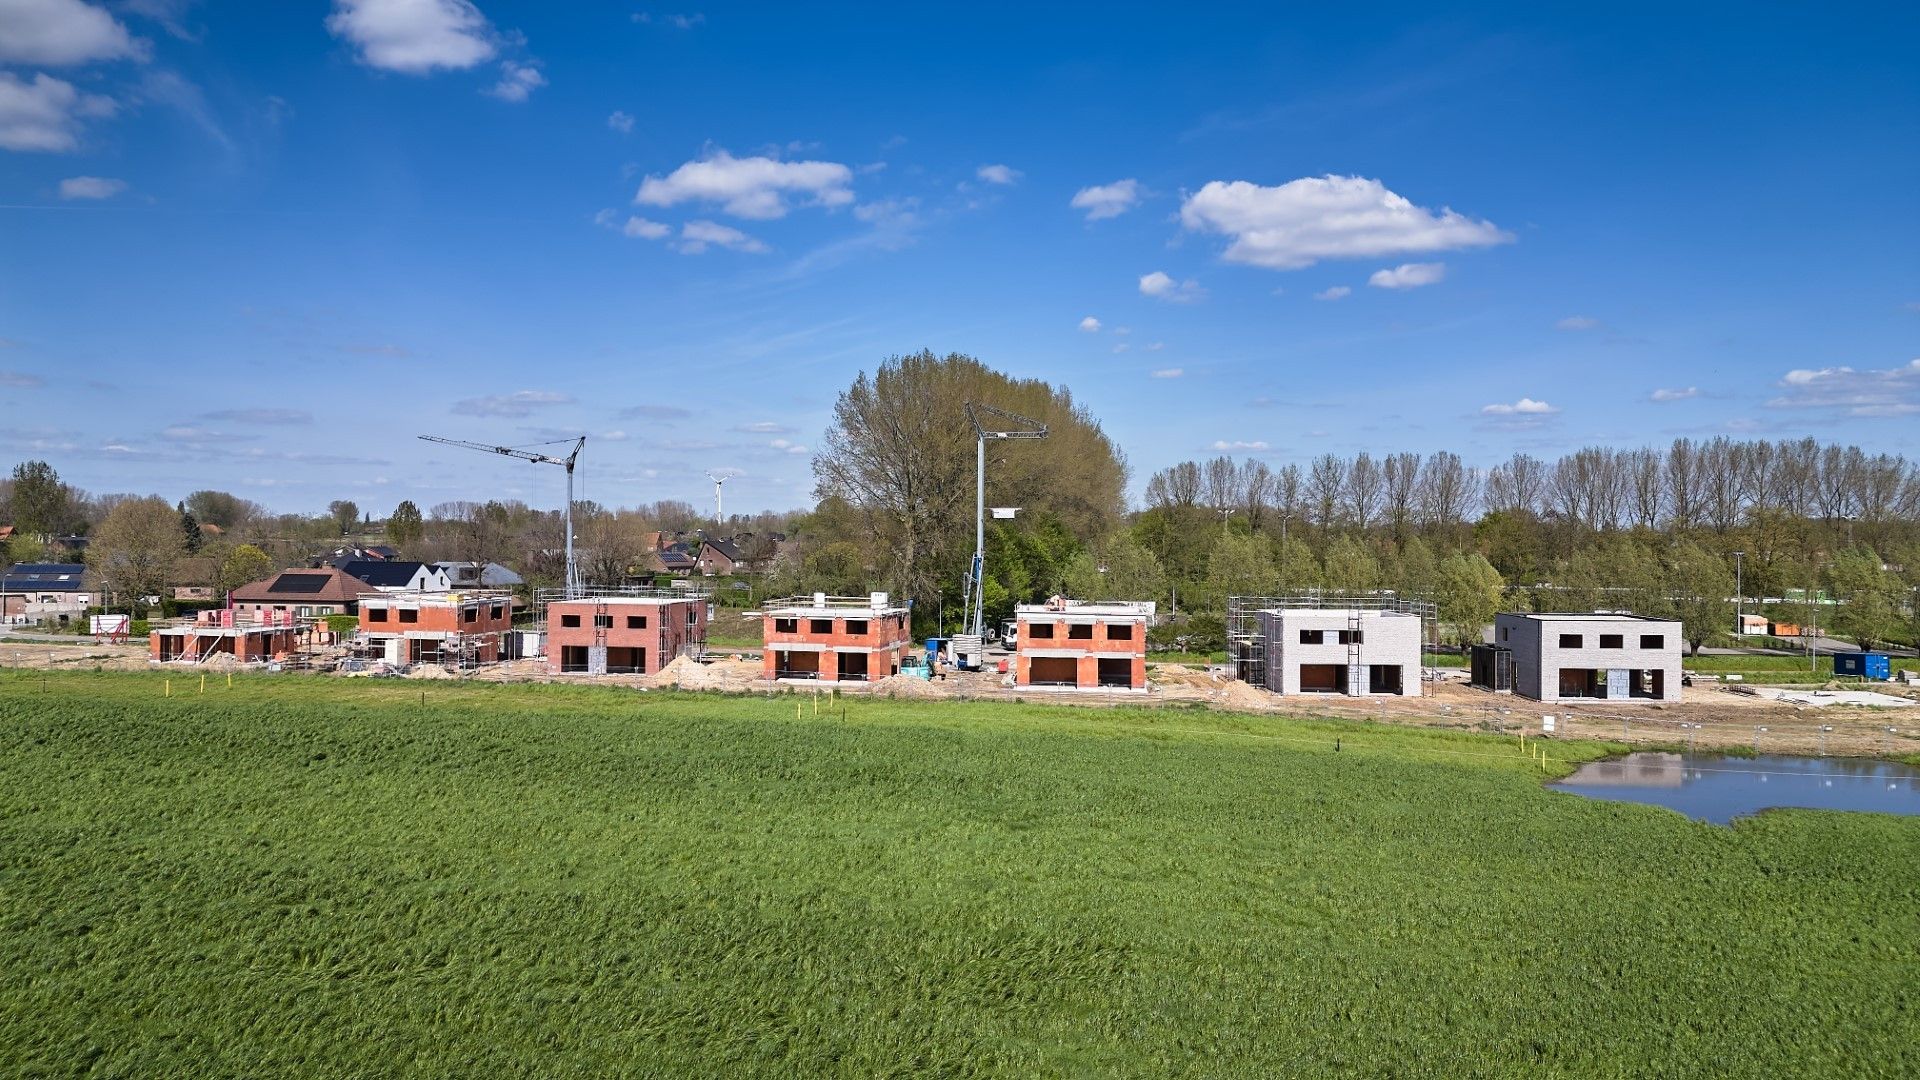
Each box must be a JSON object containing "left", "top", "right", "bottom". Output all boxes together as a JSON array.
[
  {"left": 150, "top": 609, "right": 310, "bottom": 664},
  {"left": 541, "top": 586, "right": 710, "bottom": 675},
  {"left": 354, "top": 591, "right": 514, "bottom": 666},
  {"left": 1228, "top": 593, "right": 1436, "bottom": 689}
]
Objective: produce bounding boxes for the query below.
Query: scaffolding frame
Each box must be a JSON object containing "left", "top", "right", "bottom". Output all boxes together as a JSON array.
[{"left": 1227, "top": 592, "right": 1437, "bottom": 686}]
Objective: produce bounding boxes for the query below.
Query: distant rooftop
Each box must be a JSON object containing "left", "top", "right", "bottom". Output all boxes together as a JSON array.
[{"left": 1504, "top": 612, "right": 1678, "bottom": 623}]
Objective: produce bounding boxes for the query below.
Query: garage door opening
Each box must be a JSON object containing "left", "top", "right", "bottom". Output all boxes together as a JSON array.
[
  {"left": 1367, "top": 664, "right": 1403, "bottom": 695},
  {"left": 1630, "top": 668, "right": 1664, "bottom": 699},
  {"left": 1558, "top": 668, "right": 1602, "bottom": 698},
  {"left": 1096, "top": 657, "right": 1133, "bottom": 688},
  {"left": 607, "top": 646, "right": 647, "bottom": 674},
  {"left": 776, "top": 650, "right": 821, "bottom": 679},
  {"left": 1299, "top": 663, "right": 1348, "bottom": 694},
  {"left": 1028, "top": 656, "right": 1078, "bottom": 686},
  {"left": 560, "top": 645, "right": 591, "bottom": 673},
  {"left": 836, "top": 651, "right": 870, "bottom": 682}
]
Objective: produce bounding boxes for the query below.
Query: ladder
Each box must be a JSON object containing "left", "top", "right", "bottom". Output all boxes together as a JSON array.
[{"left": 1347, "top": 609, "right": 1364, "bottom": 696}]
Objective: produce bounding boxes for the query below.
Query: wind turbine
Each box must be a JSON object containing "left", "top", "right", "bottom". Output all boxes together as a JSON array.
[{"left": 706, "top": 469, "right": 739, "bottom": 526}]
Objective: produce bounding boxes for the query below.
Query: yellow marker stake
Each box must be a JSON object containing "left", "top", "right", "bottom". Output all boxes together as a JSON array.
[
  {"left": 227, "top": 672, "right": 232, "bottom": 688},
  {"left": 164, "top": 679, "right": 171, "bottom": 698},
  {"left": 200, "top": 674, "right": 206, "bottom": 694}
]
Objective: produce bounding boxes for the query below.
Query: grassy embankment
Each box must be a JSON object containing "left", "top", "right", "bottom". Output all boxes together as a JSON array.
[{"left": 2, "top": 671, "right": 1916, "bottom": 1076}]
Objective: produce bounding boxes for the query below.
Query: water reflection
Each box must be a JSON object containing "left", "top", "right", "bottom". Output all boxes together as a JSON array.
[{"left": 1551, "top": 752, "right": 1920, "bottom": 824}]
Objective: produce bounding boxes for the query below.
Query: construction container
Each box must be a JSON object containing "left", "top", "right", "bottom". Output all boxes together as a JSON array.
[{"left": 1834, "top": 652, "right": 1892, "bottom": 681}]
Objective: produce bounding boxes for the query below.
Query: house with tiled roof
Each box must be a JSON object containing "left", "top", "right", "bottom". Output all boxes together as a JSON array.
[
  {"left": 230, "top": 567, "right": 377, "bottom": 616},
  {"left": 1, "top": 562, "right": 93, "bottom": 623}
]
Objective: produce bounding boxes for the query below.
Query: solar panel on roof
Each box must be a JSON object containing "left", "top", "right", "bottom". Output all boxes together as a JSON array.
[{"left": 272, "top": 573, "right": 330, "bottom": 594}]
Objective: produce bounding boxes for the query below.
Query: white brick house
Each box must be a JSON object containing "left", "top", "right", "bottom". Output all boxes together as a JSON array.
[
  {"left": 1494, "top": 612, "right": 1683, "bottom": 703},
  {"left": 1257, "top": 608, "right": 1423, "bottom": 696}
]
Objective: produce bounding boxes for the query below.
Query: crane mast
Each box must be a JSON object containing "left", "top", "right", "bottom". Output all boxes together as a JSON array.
[
  {"left": 419, "top": 434, "right": 586, "bottom": 597},
  {"left": 958, "top": 403, "right": 1047, "bottom": 668}
]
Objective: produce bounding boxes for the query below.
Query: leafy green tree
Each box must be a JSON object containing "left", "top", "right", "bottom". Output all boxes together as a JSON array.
[
  {"left": 8, "top": 460, "right": 75, "bottom": 542},
  {"left": 327, "top": 500, "right": 360, "bottom": 536},
  {"left": 1386, "top": 536, "right": 1439, "bottom": 599},
  {"left": 387, "top": 499, "right": 425, "bottom": 548},
  {"left": 1662, "top": 540, "right": 1734, "bottom": 654},
  {"left": 1434, "top": 553, "right": 1505, "bottom": 646},
  {"left": 1205, "top": 531, "right": 1277, "bottom": 610},
  {"left": 88, "top": 496, "right": 186, "bottom": 613},
  {"left": 1063, "top": 531, "right": 1165, "bottom": 604},
  {"left": 1825, "top": 549, "right": 1907, "bottom": 650},
  {"left": 183, "top": 490, "right": 255, "bottom": 531},
  {"left": 219, "top": 544, "right": 275, "bottom": 594},
  {"left": 1321, "top": 535, "right": 1382, "bottom": 592},
  {"left": 1273, "top": 534, "right": 1321, "bottom": 590}
]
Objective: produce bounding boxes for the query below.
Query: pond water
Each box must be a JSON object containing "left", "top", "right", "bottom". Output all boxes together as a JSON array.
[{"left": 1551, "top": 752, "right": 1920, "bottom": 824}]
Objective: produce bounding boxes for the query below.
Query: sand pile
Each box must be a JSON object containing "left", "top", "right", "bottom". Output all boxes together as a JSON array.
[
  {"left": 655, "top": 655, "right": 750, "bottom": 691},
  {"left": 405, "top": 664, "right": 459, "bottom": 680},
  {"left": 868, "top": 674, "right": 948, "bottom": 699}
]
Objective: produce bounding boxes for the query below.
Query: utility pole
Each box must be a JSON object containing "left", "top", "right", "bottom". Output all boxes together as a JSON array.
[
  {"left": 1732, "top": 550, "right": 1744, "bottom": 638},
  {"left": 419, "top": 434, "right": 586, "bottom": 597},
  {"left": 960, "top": 403, "right": 1047, "bottom": 667}
]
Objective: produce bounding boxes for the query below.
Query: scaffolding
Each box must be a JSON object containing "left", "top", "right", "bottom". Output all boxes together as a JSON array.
[
  {"left": 1227, "top": 592, "right": 1437, "bottom": 686},
  {"left": 533, "top": 584, "right": 715, "bottom": 663}
]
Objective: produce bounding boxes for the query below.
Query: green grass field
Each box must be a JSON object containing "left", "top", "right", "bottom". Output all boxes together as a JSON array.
[{"left": 3, "top": 672, "right": 1916, "bottom": 1076}]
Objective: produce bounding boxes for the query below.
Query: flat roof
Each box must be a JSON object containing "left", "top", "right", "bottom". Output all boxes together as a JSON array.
[
  {"left": 549, "top": 595, "right": 703, "bottom": 606},
  {"left": 1501, "top": 612, "right": 1678, "bottom": 623},
  {"left": 1017, "top": 600, "right": 1156, "bottom": 617},
  {"left": 1260, "top": 607, "right": 1420, "bottom": 618}
]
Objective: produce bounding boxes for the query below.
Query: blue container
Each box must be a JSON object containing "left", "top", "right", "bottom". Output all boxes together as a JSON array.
[
  {"left": 1834, "top": 652, "right": 1891, "bottom": 681},
  {"left": 924, "top": 638, "right": 945, "bottom": 663}
]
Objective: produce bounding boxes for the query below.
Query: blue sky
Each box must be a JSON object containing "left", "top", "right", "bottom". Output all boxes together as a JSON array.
[{"left": 2, "top": 1, "right": 1916, "bottom": 517}]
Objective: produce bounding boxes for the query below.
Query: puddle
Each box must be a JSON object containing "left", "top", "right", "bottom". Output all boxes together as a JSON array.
[{"left": 1551, "top": 752, "right": 1920, "bottom": 824}]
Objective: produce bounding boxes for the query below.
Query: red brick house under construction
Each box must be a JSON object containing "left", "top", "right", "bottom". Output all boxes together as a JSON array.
[
  {"left": 761, "top": 592, "right": 912, "bottom": 682},
  {"left": 545, "top": 594, "right": 708, "bottom": 675}
]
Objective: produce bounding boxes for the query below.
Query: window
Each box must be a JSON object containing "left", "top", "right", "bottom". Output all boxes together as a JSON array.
[
  {"left": 1501, "top": 627, "right": 1509, "bottom": 642},
  {"left": 464, "top": 607, "right": 477, "bottom": 623},
  {"left": 1558, "top": 634, "right": 1583, "bottom": 648},
  {"left": 774, "top": 617, "right": 798, "bottom": 634},
  {"left": 1068, "top": 623, "right": 1093, "bottom": 640},
  {"left": 368, "top": 608, "right": 388, "bottom": 623},
  {"left": 1106, "top": 623, "right": 1133, "bottom": 641},
  {"left": 846, "top": 619, "right": 869, "bottom": 635},
  {"left": 1599, "top": 634, "right": 1623, "bottom": 649},
  {"left": 687, "top": 608, "right": 698, "bottom": 626},
  {"left": 491, "top": 604, "right": 505, "bottom": 620},
  {"left": 1299, "top": 629, "right": 1324, "bottom": 644},
  {"left": 1338, "top": 629, "right": 1364, "bottom": 645},
  {"left": 1640, "top": 634, "right": 1665, "bottom": 649},
  {"left": 399, "top": 609, "right": 418, "bottom": 624},
  {"left": 627, "top": 615, "right": 647, "bottom": 629},
  {"left": 1029, "top": 622, "right": 1054, "bottom": 639},
  {"left": 594, "top": 614, "right": 613, "bottom": 629},
  {"left": 810, "top": 619, "right": 833, "bottom": 634},
  {"left": 561, "top": 614, "right": 581, "bottom": 628}
]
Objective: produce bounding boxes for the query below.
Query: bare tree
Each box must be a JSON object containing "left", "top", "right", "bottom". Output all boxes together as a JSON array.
[
  {"left": 1625, "top": 447, "right": 1664, "bottom": 529},
  {"left": 1483, "top": 453, "right": 1545, "bottom": 516},
  {"left": 1144, "top": 461, "right": 1202, "bottom": 511},
  {"left": 1381, "top": 451, "right": 1420, "bottom": 540},
  {"left": 1308, "top": 454, "right": 1348, "bottom": 529},
  {"left": 1344, "top": 452, "right": 1383, "bottom": 531},
  {"left": 1416, "top": 451, "right": 1476, "bottom": 531},
  {"left": 1237, "top": 459, "right": 1274, "bottom": 531},
  {"left": 1202, "top": 456, "right": 1238, "bottom": 518}
]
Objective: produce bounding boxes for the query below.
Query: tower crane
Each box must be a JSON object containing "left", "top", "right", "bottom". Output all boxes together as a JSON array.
[
  {"left": 958, "top": 402, "right": 1047, "bottom": 668},
  {"left": 419, "top": 434, "right": 586, "bottom": 597}
]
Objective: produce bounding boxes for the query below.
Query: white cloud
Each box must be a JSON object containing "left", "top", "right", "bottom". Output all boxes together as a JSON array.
[
  {"left": 636, "top": 148, "right": 853, "bottom": 219},
  {"left": 0, "top": 71, "right": 115, "bottom": 152},
  {"left": 1179, "top": 174, "right": 1511, "bottom": 270},
  {"left": 1144, "top": 341, "right": 1164, "bottom": 351},
  {"left": 57, "top": 175, "right": 125, "bottom": 199},
  {"left": 1556, "top": 315, "right": 1599, "bottom": 331},
  {"left": 1211, "top": 439, "right": 1270, "bottom": 451},
  {"left": 677, "top": 218, "right": 767, "bottom": 254},
  {"left": 1078, "top": 315, "right": 1101, "bottom": 333},
  {"left": 768, "top": 437, "right": 808, "bottom": 455},
  {"left": 1367, "top": 262, "right": 1446, "bottom": 289},
  {"left": 1150, "top": 368, "right": 1183, "bottom": 379},
  {"left": 1480, "top": 397, "right": 1558, "bottom": 416},
  {"left": 0, "top": 0, "right": 146, "bottom": 66},
  {"left": 1069, "top": 178, "right": 1140, "bottom": 221},
  {"left": 622, "top": 216, "right": 669, "bottom": 240},
  {"left": 1112, "top": 343, "right": 1129, "bottom": 354},
  {"left": 735, "top": 421, "right": 791, "bottom": 434},
  {"left": 1139, "top": 270, "right": 1203, "bottom": 303},
  {"left": 485, "top": 60, "right": 544, "bottom": 102},
  {"left": 1313, "top": 285, "right": 1351, "bottom": 301},
  {"left": 975, "top": 163, "right": 1021, "bottom": 186},
  {"left": 1650, "top": 387, "right": 1699, "bottom": 402},
  {"left": 607, "top": 110, "right": 634, "bottom": 133},
  {"left": 0, "top": 371, "right": 45, "bottom": 388},
  {"left": 326, "top": 0, "right": 498, "bottom": 74},
  {"left": 451, "top": 389, "right": 574, "bottom": 418},
  {"left": 1767, "top": 358, "right": 1920, "bottom": 417},
  {"left": 633, "top": 12, "right": 703, "bottom": 29}
]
